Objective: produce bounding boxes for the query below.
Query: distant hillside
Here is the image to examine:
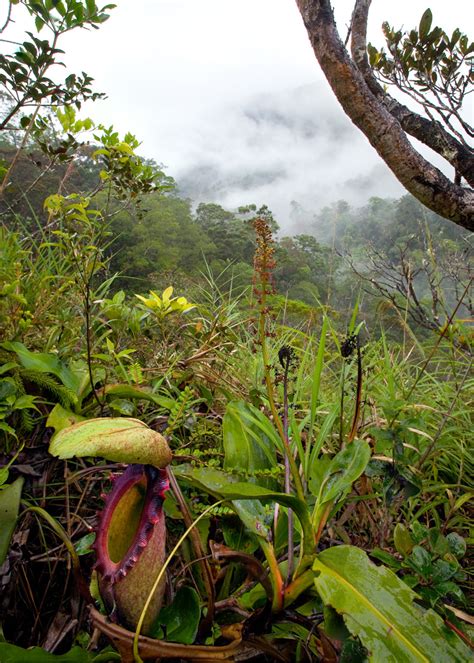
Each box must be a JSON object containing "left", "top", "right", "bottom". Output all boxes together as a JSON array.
[{"left": 175, "top": 84, "right": 403, "bottom": 229}]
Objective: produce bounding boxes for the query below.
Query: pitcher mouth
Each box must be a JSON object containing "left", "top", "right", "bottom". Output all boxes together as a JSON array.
[{"left": 93, "top": 464, "right": 169, "bottom": 584}]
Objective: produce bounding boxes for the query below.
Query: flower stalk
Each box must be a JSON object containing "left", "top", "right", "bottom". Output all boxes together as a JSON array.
[{"left": 252, "top": 218, "right": 305, "bottom": 504}]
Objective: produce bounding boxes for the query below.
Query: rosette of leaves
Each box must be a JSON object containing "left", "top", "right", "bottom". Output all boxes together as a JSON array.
[{"left": 135, "top": 287, "right": 195, "bottom": 321}]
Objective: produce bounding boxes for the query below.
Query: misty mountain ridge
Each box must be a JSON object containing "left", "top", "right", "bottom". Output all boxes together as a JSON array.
[{"left": 175, "top": 83, "right": 404, "bottom": 231}]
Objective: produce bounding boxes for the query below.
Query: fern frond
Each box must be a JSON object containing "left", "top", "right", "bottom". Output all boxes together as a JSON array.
[{"left": 20, "top": 369, "right": 76, "bottom": 408}]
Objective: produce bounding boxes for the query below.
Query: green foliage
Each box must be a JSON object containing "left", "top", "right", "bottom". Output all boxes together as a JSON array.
[
  {"left": 135, "top": 287, "right": 194, "bottom": 320},
  {"left": 0, "top": 477, "right": 24, "bottom": 565},
  {"left": 313, "top": 545, "right": 471, "bottom": 662},
  {"left": 309, "top": 439, "right": 371, "bottom": 529},
  {"left": 372, "top": 522, "right": 468, "bottom": 609},
  {"left": 151, "top": 586, "right": 201, "bottom": 644},
  {"left": 223, "top": 400, "right": 279, "bottom": 485},
  {"left": 0, "top": 643, "right": 117, "bottom": 662},
  {"left": 0, "top": 1, "right": 472, "bottom": 657},
  {"left": 92, "top": 127, "right": 174, "bottom": 204},
  {"left": 368, "top": 11, "right": 473, "bottom": 141}
]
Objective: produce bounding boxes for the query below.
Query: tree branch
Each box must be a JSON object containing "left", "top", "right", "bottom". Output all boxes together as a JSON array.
[
  {"left": 350, "top": 0, "right": 474, "bottom": 188},
  {"left": 294, "top": 0, "right": 474, "bottom": 230}
]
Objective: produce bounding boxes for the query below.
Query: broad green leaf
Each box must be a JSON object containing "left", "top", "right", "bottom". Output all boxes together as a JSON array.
[
  {"left": 49, "top": 418, "right": 172, "bottom": 468},
  {"left": 162, "top": 286, "right": 173, "bottom": 302},
  {"left": 310, "top": 439, "right": 371, "bottom": 527},
  {"left": 152, "top": 586, "right": 200, "bottom": 644},
  {"left": 1, "top": 342, "right": 80, "bottom": 395},
  {"left": 407, "top": 546, "right": 432, "bottom": 577},
  {"left": 309, "top": 439, "right": 371, "bottom": 503},
  {"left": 223, "top": 400, "right": 277, "bottom": 487},
  {"left": 173, "top": 465, "right": 271, "bottom": 541},
  {"left": 313, "top": 546, "right": 470, "bottom": 662},
  {"left": 0, "top": 477, "right": 24, "bottom": 565},
  {"left": 74, "top": 532, "right": 96, "bottom": 556},
  {"left": 108, "top": 398, "right": 135, "bottom": 416},
  {"left": 428, "top": 529, "right": 449, "bottom": 557},
  {"left": 218, "top": 481, "right": 311, "bottom": 535},
  {"left": 222, "top": 518, "right": 259, "bottom": 554},
  {"left": 102, "top": 384, "right": 175, "bottom": 410},
  {"left": 174, "top": 465, "right": 314, "bottom": 560},
  {"left": 446, "top": 532, "right": 467, "bottom": 559}
]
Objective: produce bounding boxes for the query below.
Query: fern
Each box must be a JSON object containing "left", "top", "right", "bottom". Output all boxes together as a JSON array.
[
  {"left": 20, "top": 369, "right": 76, "bottom": 408},
  {"left": 19, "top": 408, "right": 36, "bottom": 433},
  {"left": 128, "top": 362, "right": 144, "bottom": 384},
  {"left": 167, "top": 386, "right": 195, "bottom": 434}
]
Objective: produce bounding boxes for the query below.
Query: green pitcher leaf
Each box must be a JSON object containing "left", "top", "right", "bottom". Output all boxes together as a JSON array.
[
  {"left": 313, "top": 545, "right": 471, "bottom": 662},
  {"left": 48, "top": 417, "right": 172, "bottom": 468},
  {"left": 0, "top": 477, "right": 24, "bottom": 565}
]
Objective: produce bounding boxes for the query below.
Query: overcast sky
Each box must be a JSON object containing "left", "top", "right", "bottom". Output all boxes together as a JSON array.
[{"left": 5, "top": 1, "right": 473, "bottom": 226}]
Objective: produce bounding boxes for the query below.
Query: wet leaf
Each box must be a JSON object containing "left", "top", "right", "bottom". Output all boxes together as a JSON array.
[{"left": 313, "top": 545, "right": 471, "bottom": 661}]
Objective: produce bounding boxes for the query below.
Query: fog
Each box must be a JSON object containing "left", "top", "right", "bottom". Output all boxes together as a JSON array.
[{"left": 173, "top": 82, "right": 404, "bottom": 228}]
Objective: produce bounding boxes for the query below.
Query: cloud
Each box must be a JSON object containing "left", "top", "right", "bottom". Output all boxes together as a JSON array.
[{"left": 175, "top": 83, "right": 404, "bottom": 229}]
